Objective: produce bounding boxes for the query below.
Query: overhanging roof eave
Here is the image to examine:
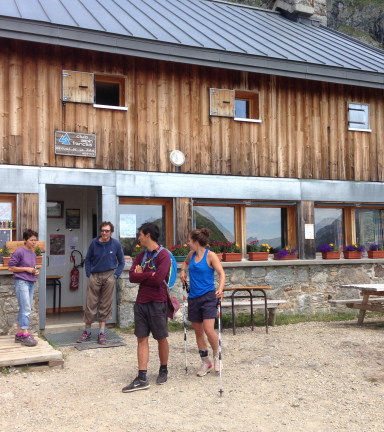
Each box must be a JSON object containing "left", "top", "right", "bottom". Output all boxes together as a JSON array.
[{"left": 1, "top": 17, "right": 384, "bottom": 89}]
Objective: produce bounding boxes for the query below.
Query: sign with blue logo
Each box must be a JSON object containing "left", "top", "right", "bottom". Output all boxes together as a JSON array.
[{"left": 54, "top": 131, "right": 96, "bottom": 157}]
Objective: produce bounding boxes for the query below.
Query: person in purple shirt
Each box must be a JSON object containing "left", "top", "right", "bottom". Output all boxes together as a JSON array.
[{"left": 8, "top": 229, "right": 40, "bottom": 347}]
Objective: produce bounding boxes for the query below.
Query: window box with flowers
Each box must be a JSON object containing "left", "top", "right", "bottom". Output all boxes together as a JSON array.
[
  {"left": 274, "top": 247, "right": 298, "bottom": 261},
  {"left": 1, "top": 246, "right": 11, "bottom": 266},
  {"left": 343, "top": 244, "right": 365, "bottom": 259},
  {"left": 367, "top": 244, "right": 384, "bottom": 259},
  {"left": 131, "top": 244, "right": 143, "bottom": 258},
  {"left": 171, "top": 244, "right": 189, "bottom": 262},
  {"left": 34, "top": 245, "right": 43, "bottom": 265},
  {"left": 248, "top": 241, "right": 270, "bottom": 261},
  {"left": 209, "top": 241, "right": 223, "bottom": 261},
  {"left": 318, "top": 244, "right": 340, "bottom": 260},
  {"left": 222, "top": 242, "right": 242, "bottom": 262}
]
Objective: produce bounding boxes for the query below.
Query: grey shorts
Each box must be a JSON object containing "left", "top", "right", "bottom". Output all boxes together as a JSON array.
[
  {"left": 134, "top": 302, "right": 168, "bottom": 340},
  {"left": 188, "top": 290, "right": 218, "bottom": 323}
]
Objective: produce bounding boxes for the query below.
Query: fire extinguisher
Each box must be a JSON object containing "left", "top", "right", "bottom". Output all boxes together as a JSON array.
[{"left": 70, "top": 250, "right": 84, "bottom": 291}]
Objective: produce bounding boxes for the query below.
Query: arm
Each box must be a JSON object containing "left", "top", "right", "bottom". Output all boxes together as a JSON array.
[
  {"left": 114, "top": 243, "right": 125, "bottom": 278},
  {"left": 140, "top": 251, "right": 171, "bottom": 287},
  {"left": 208, "top": 251, "right": 225, "bottom": 299},
  {"left": 180, "top": 251, "right": 193, "bottom": 283},
  {"left": 128, "top": 254, "right": 152, "bottom": 284},
  {"left": 8, "top": 251, "right": 37, "bottom": 275},
  {"left": 84, "top": 242, "right": 94, "bottom": 278}
]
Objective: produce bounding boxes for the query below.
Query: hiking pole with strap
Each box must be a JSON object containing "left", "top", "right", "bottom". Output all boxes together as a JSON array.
[
  {"left": 182, "top": 281, "right": 189, "bottom": 374},
  {"left": 217, "top": 298, "right": 223, "bottom": 397}
]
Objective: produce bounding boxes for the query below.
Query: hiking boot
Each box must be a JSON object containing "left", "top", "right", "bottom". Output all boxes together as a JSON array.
[
  {"left": 21, "top": 334, "right": 38, "bottom": 347},
  {"left": 122, "top": 377, "right": 150, "bottom": 393},
  {"left": 76, "top": 331, "right": 91, "bottom": 343},
  {"left": 98, "top": 332, "right": 106, "bottom": 345},
  {"left": 214, "top": 355, "right": 221, "bottom": 372},
  {"left": 156, "top": 368, "right": 168, "bottom": 385},
  {"left": 197, "top": 361, "right": 213, "bottom": 377}
]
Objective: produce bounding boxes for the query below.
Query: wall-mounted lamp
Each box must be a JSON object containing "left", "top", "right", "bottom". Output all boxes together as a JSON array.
[{"left": 169, "top": 150, "right": 185, "bottom": 167}]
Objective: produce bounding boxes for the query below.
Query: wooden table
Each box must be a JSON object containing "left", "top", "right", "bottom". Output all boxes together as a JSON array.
[
  {"left": 223, "top": 286, "right": 271, "bottom": 335},
  {"left": 339, "top": 284, "right": 384, "bottom": 325},
  {"left": 46, "top": 275, "right": 63, "bottom": 314}
]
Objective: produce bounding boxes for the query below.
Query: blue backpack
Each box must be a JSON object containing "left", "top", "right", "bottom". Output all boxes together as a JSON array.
[{"left": 141, "top": 247, "right": 178, "bottom": 288}]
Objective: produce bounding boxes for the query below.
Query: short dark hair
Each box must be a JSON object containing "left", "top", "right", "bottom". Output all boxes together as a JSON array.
[
  {"left": 100, "top": 221, "right": 114, "bottom": 233},
  {"left": 139, "top": 222, "right": 160, "bottom": 242},
  {"left": 23, "top": 229, "right": 38, "bottom": 241}
]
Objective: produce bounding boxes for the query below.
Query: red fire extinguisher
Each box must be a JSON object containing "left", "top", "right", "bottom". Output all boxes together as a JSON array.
[{"left": 70, "top": 250, "right": 84, "bottom": 291}]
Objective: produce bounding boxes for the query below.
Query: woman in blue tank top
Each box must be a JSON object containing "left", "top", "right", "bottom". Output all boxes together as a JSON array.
[{"left": 180, "top": 228, "right": 225, "bottom": 377}]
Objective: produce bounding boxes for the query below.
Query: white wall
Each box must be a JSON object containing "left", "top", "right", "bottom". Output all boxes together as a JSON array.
[{"left": 46, "top": 187, "right": 97, "bottom": 309}]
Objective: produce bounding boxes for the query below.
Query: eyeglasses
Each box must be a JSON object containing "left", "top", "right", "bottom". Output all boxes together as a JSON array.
[{"left": 100, "top": 229, "right": 111, "bottom": 233}]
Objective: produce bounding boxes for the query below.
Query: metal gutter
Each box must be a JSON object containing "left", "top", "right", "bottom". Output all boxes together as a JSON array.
[{"left": 0, "top": 17, "right": 384, "bottom": 88}]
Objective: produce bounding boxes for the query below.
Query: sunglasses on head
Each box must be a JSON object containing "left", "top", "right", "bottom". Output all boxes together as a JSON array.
[{"left": 101, "top": 229, "right": 111, "bottom": 233}]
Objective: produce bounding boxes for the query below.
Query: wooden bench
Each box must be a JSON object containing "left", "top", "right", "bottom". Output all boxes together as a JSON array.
[
  {"left": 6, "top": 240, "right": 46, "bottom": 254},
  {"left": 329, "top": 297, "right": 384, "bottom": 306}
]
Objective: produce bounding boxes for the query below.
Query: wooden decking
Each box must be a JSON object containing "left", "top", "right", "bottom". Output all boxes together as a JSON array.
[{"left": 0, "top": 335, "right": 64, "bottom": 368}]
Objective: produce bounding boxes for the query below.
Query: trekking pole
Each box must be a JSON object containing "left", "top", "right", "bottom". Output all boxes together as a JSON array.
[
  {"left": 217, "top": 298, "right": 223, "bottom": 397},
  {"left": 182, "top": 281, "right": 188, "bottom": 374}
]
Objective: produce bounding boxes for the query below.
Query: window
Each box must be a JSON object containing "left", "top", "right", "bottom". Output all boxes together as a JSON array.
[
  {"left": 118, "top": 198, "right": 173, "bottom": 256},
  {"left": 0, "top": 194, "right": 17, "bottom": 241},
  {"left": 355, "top": 208, "right": 384, "bottom": 246},
  {"left": 94, "top": 75, "right": 126, "bottom": 108},
  {"left": 315, "top": 208, "right": 344, "bottom": 251},
  {"left": 209, "top": 88, "right": 260, "bottom": 122},
  {"left": 193, "top": 206, "right": 235, "bottom": 244},
  {"left": 348, "top": 103, "right": 370, "bottom": 132},
  {"left": 246, "top": 207, "right": 286, "bottom": 253}
]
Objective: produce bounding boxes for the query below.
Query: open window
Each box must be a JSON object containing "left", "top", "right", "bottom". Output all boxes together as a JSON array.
[
  {"left": 94, "top": 74, "right": 126, "bottom": 109},
  {"left": 234, "top": 91, "right": 260, "bottom": 122}
]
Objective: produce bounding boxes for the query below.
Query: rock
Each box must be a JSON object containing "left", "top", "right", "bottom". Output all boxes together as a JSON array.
[
  {"left": 297, "top": 269, "right": 309, "bottom": 282},
  {"left": 311, "top": 272, "right": 328, "bottom": 283},
  {"left": 251, "top": 268, "right": 266, "bottom": 277},
  {"left": 265, "top": 268, "right": 295, "bottom": 287},
  {"left": 230, "top": 270, "right": 246, "bottom": 284},
  {"left": 297, "top": 294, "right": 313, "bottom": 314}
]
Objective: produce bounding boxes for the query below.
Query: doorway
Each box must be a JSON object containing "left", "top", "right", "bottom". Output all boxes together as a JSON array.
[{"left": 45, "top": 186, "right": 98, "bottom": 328}]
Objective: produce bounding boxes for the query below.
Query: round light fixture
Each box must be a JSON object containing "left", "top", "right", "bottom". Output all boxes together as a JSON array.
[{"left": 169, "top": 150, "right": 185, "bottom": 167}]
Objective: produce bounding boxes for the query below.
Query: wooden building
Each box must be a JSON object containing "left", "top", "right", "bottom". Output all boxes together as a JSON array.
[{"left": 1, "top": 0, "right": 384, "bottom": 330}]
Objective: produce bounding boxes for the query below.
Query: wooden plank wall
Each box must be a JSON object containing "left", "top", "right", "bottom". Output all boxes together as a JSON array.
[
  {"left": 18, "top": 193, "right": 39, "bottom": 239},
  {"left": 1, "top": 39, "right": 384, "bottom": 181}
]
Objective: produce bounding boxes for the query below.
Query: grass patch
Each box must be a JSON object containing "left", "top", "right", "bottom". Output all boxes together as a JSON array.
[
  {"left": 114, "top": 323, "right": 135, "bottom": 334},
  {"left": 1, "top": 367, "right": 10, "bottom": 375},
  {"left": 21, "top": 365, "right": 29, "bottom": 373},
  {"left": 40, "top": 335, "right": 56, "bottom": 349}
]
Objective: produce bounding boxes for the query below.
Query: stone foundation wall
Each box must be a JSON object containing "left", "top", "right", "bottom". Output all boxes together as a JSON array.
[
  {"left": 0, "top": 275, "right": 39, "bottom": 335},
  {"left": 117, "top": 262, "right": 384, "bottom": 328}
]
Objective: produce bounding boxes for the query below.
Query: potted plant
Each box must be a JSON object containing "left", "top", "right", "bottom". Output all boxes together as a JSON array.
[
  {"left": 34, "top": 244, "right": 43, "bottom": 265},
  {"left": 343, "top": 244, "right": 365, "bottom": 259},
  {"left": 248, "top": 240, "right": 270, "bottom": 261},
  {"left": 209, "top": 241, "right": 223, "bottom": 261},
  {"left": 274, "top": 246, "right": 298, "bottom": 261},
  {"left": 318, "top": 243, "right": 340, "bottom": 259},
  {"left": 171, "top": 244, "right": 189, "bottom": 262},
  {"left": 367, "top": 244, "right": 384, "bottom": 259},
  {"left": 222, "top": 242, "right": 242, "bottom": 262},
  {"left": 1, "top": 246, "right": 11, "bottom": 266},
  {"left": 131, "top": 244, "right": 143, "bottom": 258}
]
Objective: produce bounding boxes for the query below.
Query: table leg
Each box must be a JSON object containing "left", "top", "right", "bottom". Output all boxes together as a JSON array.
[
  {"left": 357, "top": 293, "right": 370, "bottom": 325},
  {"left": 231, "top": 292, "right": 236, "bottom": 336},
  {"left": 250, "top": 290, "right": 254, "bottom": 332},
  {"left": 58, "top": 279, "right": 62, "bottom": 314},
  {"left": 260, "top": 289, "right": 268, "bottom": 334},
  {"left": 53, "top": 280, "right": 56, "bottom": 314}
]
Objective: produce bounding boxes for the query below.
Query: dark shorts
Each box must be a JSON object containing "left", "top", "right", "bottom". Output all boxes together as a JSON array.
[
  {"left": 188, "top": 290, "right": 218, "bottom": 323},
  {"left": 134, "top": 302, "right": 168, "bottom": 341}
]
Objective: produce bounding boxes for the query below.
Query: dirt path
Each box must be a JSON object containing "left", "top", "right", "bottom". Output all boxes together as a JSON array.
[{"left": 1, "top": 319, "right": 384, "bottom": 432}]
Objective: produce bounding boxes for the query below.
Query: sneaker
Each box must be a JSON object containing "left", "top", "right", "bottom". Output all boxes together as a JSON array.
[
  {"left": 21, "top": 334, "right": 38, "bottom": 347},
  {"left": 76, "top": 331, "right": 91, "bottom": 343},
  {"left": 214, "top": 355, "right": 221, "bottom": 372},
  {"left": 122, "top": 377, "right": 150, "bottom": 393},
  {"left": 156, "top": 368, "right": 168, "bottom": 385},
  {"left": 197, "top": 361, "right": 213, "bottom": 377},
  {"left": 15, "top": 334, "right": 24, "bottom": 343},
  {"left": 98, "top": 332, "right": 106, "bottom": 345}
]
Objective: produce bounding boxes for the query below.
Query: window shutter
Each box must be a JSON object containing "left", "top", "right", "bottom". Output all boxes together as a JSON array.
[
  {"left": 63, "top": 70, "right": 94, "bottom": 103},
  {"left": 210, "top": 88, "right": 235, "bottom": 117},
  {"left": 348, "top": 104, "right": 369, "bottom": 130}
]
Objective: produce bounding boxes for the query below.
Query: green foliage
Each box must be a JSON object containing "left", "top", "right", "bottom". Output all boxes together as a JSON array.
[
  {"left": 1, "top": 246, "right": 10, "bottom": 257},
  {"left": 34, "top": 245, "right": 42, "bottom": 256},
  {"left": 1, "top": 367, "right": 9, "bottom": 375},
  {"left": 21, "top": 365, "right": 30, "bottom": 372}
]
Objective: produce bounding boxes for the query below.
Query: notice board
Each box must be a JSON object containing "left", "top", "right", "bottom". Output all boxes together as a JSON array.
[
  {"left": 0, "top": 229, "right": 12, "bottom": 251},
  {"left": 54, "top": 131, "right": 97, "bottom": 158}
]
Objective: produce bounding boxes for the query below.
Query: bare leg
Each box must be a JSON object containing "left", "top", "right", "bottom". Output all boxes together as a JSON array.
[
  {"left": 192, "top": 322, "right": 208, "bottom": 351},
  {"left": 137, "top": 337, "right": 150, "bottom": 370},
  {"left": 203, "top": 318, "right": 219, "bottom": 350},
  {"left": 158, "top": 338, "right": 169, "bottom": 365},
  {"left": 99, "top": 321, "right": 105, "bottom": 330}
]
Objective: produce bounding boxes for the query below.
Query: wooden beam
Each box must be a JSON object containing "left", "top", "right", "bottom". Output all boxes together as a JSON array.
[
  {"left": 299, "top": 201, "right": 315, "bottom": 259},
  {"left": 175, "top": 198, "right": 192, "bottom": 246}
]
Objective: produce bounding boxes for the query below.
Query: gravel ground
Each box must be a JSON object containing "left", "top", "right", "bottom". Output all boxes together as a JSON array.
[{"left": 1, "top": 318, "right": 384, "bottom": 432}]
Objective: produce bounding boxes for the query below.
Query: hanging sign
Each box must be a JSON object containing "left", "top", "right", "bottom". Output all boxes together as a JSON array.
[
  {"left": 305, "top": 224, "right": 315, "bottom": 240},
  {"left": 54, "top": 131, "right": 97, "bottom": 157}
]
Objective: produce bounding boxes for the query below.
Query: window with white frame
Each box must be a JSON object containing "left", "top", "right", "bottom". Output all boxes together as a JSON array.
[{"left": 348, "top": 103, "right": 370, "bottom": 131}]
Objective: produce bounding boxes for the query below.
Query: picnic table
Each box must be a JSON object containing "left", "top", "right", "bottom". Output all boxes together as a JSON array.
[{"left": 334, "top": 284, "right": 384, "bottom": 325}]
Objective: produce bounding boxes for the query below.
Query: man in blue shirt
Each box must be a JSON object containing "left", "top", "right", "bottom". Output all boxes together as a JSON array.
[{"left": 77, "top": 221, "right": 124, "bottom": 344}]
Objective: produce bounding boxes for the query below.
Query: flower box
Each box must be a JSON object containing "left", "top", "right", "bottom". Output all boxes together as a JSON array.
[
  {"left": 36, "top": 256, "right": 43, "bottom": 265},
  {"left": 215, "top": 253, "right": 223, "bottom": 261},
  {"left": 273, "top": 253, "right": 298, "bottom": 261},
  {"left": 321, "top": 251, "right": 341, "bottom": 260},
  {"left": 222, "top": 253, "right": 242, "bottom": 262},
  {"left": 367, "top": 251, "right": 384, "bottom": 259},
  {"left": 248, "top": 252, "right": 269, "bottom": 261},
  {"left": 2, "top": 256, "right": 10, "bottom": 266},
  {"left": 343, "top": 251, "right": 362, "bottom": 259},
  {"left": 174, "top": 255, "right": 187, "bottom": 263}
]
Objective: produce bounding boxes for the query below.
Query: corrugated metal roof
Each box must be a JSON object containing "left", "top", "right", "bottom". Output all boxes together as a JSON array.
[{"left": 1, "top": 0, "right": 384, "bottom": 86}]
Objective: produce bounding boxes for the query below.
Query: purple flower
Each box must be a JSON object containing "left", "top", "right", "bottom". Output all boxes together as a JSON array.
[{"left": 319, "top": 244, "right": 332, "bottom": 252}]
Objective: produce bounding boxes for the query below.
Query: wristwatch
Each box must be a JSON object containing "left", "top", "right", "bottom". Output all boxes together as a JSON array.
[{"left": 114, "top": 275, "right": 118, "bottom": 279}]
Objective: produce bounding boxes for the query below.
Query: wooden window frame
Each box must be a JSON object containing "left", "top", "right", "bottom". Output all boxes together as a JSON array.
[
  {"left": 0, "top": 194, "right": 17, "bottom": 241},
  {"left": 94, "top": 74, "right": 126, "bottom": 109},
  {"left": 347, "top": 102, "right": 371, "bottom": 132},
  {"left": 314, "top": 205, "right": 346, "bottom": 254},
  {"left": 118, "top": 197, "right": 173, "bottom": 250},
  {"left": 234, "top": 90, "right": 260, "bottom": 122}
]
